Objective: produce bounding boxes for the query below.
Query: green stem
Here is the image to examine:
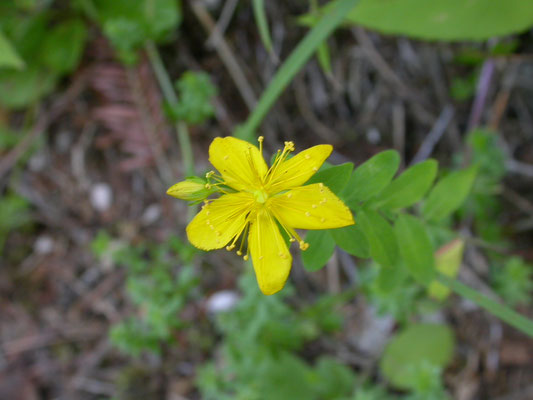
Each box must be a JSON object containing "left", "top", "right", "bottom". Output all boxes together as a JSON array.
[
  {"left": 437, "top": 273, "right": 533, "bottom": 338},
  {"left": 145, "top": 41, "right": 195, "bottom": 176},
  {"left": 237, "top": 0, "right": 360, "bottom": 142}
]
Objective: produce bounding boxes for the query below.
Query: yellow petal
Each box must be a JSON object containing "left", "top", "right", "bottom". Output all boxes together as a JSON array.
[
  {"left": 265, "top": 144, "right": 332, "bottom": 193},
  {"left": 269, "top": 183, "right": 354, "bottom": 230},
  {"left": 186, "top": 192, "right": 254, "bottom": 250},
  {"left": 248, "top": 209, "right": 292, "bottom": 295},
  {"left": 209, "top": 136, "right": 268, "bottom": 191}
]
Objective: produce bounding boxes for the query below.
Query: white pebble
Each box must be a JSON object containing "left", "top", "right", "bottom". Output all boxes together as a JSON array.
[
  {"left": 90, "top": 183, "right": 113, "bottom": 212},
  {"left": 366, "top": 127, "right": 381, "bottom": 144},
  {"left": 141, "top": 204, "right": 161, "bottom": 225},
  {"left": 34, "top": 235, "right": 54, "bottom": 255},
  {"left": 206, "top": 290, "right": 240, "bottom": 314}
]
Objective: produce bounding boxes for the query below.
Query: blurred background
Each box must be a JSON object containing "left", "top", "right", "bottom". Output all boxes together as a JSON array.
[{"left": 1, "top": 0, "right": 533, "bottom": 399}]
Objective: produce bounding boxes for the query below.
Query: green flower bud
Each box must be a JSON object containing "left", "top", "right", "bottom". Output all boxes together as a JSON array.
[{"left": 166, "top": 177, "right": 211, "bottom": 202}]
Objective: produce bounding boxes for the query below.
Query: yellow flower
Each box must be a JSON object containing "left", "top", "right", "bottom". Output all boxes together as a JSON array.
[{"left": 167, "top": 136, "right": 354, "bottom": 295}]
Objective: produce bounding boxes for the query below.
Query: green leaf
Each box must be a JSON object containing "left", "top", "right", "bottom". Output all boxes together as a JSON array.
[
  {"left": 394, "top": 214, "right": 435, "bottom": 285},
  {"left": 356, "top": 209, "right": 398, "bottom": 268},
  {"left": 171, "top": 71, "right": 217, "bottom": 125},
  {"left": 329, "top": 224, "right": 369, "bottom": 258},
  {"left": 380, "top": 323, "right": 455, "bottom": 390},
  {"left": 372, "top": 159, "right": 438, "bottom": 211},
  {"left": 306, "top": 162, "right": 353, "bottom": 194},
  {"left": 422, "top": 166, "right": 478, "bottom": 222},
  {"left": 314, "top": 357, "right": 357, "bottom": 399},
  {"left": 341, "top": 150, "right": 400, "bottom": 208},
  {"left": 252, "top": 0, "right": 274, "bottom": 53},
  {"left": 428, "top": 239, "right": 464, "bottom": 301},
  {"left": 143, "top": 0, "right": 182, "bottom": 40},
  {"left": 301, "top": 0, "right": 533, "bottom": 41},
  {"left": 94, "top": 0, "right": 181, "bottom": 63},
  {"left": 302, "top": 230, "right": 336, "bottom": 271},
  {"left": 41, "top": 19, "right": 87, "bottom": 74},
  {"left": 0, "top": 67, "right": 56, "bottom": 109},
  {"left": 0, "top": 30, "right": 25, "bottom": 69}
]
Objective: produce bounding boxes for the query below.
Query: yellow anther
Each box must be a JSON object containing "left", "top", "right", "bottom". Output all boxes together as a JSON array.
[
  {"left": 206, "top": 171, "right": 214, "bottom": 178},
  {"left": 205, "top": 183, "right": 211, "bottom": 189},
  {"left": 305, "top": 154, "right": 311, "bottom": 160},
  {"left": 289, "top": 238, "right": 296, "bottom": 242},
  {"left": 320, "top": 198, "right": 327, "bottom": 204},
  {"left": 312, "top": 204, "right": 317, "bottom": 209},
  {"left": 299, "top": 241, "right": 309, "bottom": 250},
  {"left": 312, "top": 167, "right": 318, "bottom": 172},
  {"left": 305, "top": 212, "right": 311, "bottom": 217},
  {"left": 258, "top": 136, "right": 264, "bottom": 142},
  {"left": 237, "top": 250, "right": 242, "bottom": 256},
  {"left": 226, "top": 245, "right": 235, "bottom": 251},
  {"left": 243, "top": 255, "right": 249, "bottom": 261},
  {"left": 284, "top": 141, "right": 295, "bottom": 152},
  {"left": 319, "top": 183, "right": 324, "bottom": 189}
]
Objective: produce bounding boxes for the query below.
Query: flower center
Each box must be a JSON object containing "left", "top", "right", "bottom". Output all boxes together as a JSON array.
[{"left": 254, "top": 189, "right": 268, "bottom": 203}]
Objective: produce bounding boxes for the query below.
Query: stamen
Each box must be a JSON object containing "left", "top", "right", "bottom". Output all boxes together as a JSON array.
[
  {"left": 264, "top": 141, "right": 295, "bottom": 184},
  {"left": 299, "top": 241, "right": 309, "bottom": 250},
  {"left": 258, "top": 136, "right": 264, "bottom": 155}
]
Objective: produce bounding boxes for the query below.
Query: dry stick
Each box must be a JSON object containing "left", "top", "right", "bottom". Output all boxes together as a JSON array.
[
  {"left": 294, "top": 74, "right": 340, "bottom": 143},
  {"left": 410, "top": 104, "right": 455, "bottom": 165},
  {"left": 506, "top": 158, "right": 533, "bottom": 178},
  {"left": 489, "top": 61, "right": 519, "bottom": 131},
  {"left": 191, "top": 1, "right": 258, "bottom": 111},
  {"left": 467, "top": 59, "right": 495, "bottom": 132},
  {"left": 326, "top": 251, "right": 341, "bottom": 294},
  {"left": 206, "top": 0, "right": 239, "bottom": 48},
  {"left": 392, "top": 101, "right": 405, "bottom": 164},
  {"left": 353, "top": 27, "right": 415, "bottom": 99}
]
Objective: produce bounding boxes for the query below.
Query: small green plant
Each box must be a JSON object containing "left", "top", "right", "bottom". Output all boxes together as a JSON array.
[
  {"left": 91, "top": 231, "right": 199, "bottom": 356},
  {"left": 196, "top": 272, "right": 357, "bottom": 400},
  {"left": 0, "top": 1, "right": 87, "bottom": 109},
  {"left": 89, "top": 0, "right": 182, "bottom": 64},
  {"left": 492, "top": 257, "right": 533, "bottom": 307},
  {"left": 168, "top": 70, "right": 217, "bottom": 125}
]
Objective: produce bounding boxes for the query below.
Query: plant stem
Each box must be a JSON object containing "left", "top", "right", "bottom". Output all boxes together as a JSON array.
[
  {"left": 437, "top": 273, "right": 533, "bottom": 338},
  {"left": 145, "top": 41, "right": 195, "bottom": 177},
  {"left": 237, "top": 0, "right": 360, "bottom": 142}
]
